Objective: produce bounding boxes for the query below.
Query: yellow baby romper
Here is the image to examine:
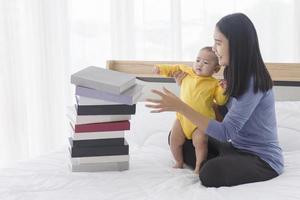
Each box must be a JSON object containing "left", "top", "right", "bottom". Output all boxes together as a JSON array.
[{"left": 157, "top": 64, "right": 228, "bottom": 139}]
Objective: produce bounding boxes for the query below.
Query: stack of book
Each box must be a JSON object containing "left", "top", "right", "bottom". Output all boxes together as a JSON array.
[{"left": 68, "top": 66, "right": 142, "bottom": 172}]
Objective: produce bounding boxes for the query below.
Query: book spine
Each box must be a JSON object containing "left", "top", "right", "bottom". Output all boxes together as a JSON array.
[
  {"left": 74, "top": 115, "right": 131, "bottom": 125},
  {"left": 69, "top": 161, "right": 129, "bottom": 172},
  {"left": 71, "top": 155, "right": 129, "bottom": 164},
  {"left": 70, "top": 137, "right": 125, "bottom": 148},
  {"left": 121, "top": 78, "right": 136, "bottom": 94},
  {"left": 76, "top": 104, "right": 136, "bottom": 115},
  {"left": 74, "top": 121, "right": 130, "bottom": 133},
  {"left": 70, "top": 144, "right": 129, "bottom": 157},
  {"left": 76, "top": 95, "right": 121, "bottom": 105},
  {"left": 76, "top": 86, "right": 133, "bottom": 105},
  {"left": 71, "top": 131, "right": 125, "bottom": 140},
  {"left": 71, "top": 75, "right": 120, "bottom": 95}
]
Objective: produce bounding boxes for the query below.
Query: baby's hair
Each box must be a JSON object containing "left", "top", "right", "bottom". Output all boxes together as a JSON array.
[
  {"left": 201, "top": 46, "right": 213, "bottom": 52},
  {"left": 200, "top": 46, "right": 218, "bottom": 64}
]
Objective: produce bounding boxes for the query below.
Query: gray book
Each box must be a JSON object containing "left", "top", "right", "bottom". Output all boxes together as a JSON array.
[
  {"left": 70, "top": 155, "right": 129, "bottom": 165},
  {"left": 71, "top": 66, "right": 136, "bottom": 94},
  {"left": 75, "top": 84, "right": 143, "bottom": 105},
  {"left": 69, "top": 161, "right": 129, "bottom": 172}
]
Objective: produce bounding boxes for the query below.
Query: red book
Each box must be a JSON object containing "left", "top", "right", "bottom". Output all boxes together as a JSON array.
[{"left": 73, "top": 120, "right": 130, "bottom": 133}]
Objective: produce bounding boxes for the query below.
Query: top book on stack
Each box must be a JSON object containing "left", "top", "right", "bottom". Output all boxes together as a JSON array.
[{"left": 71, "top": 66, "right": 136, "bottom": 94}]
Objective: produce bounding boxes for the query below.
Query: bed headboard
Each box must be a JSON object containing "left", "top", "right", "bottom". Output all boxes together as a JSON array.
[{"left": 106, "top": 60, "right": 300, "bottom": 101}]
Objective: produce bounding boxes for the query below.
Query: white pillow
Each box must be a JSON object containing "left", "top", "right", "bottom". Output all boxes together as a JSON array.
[{"left": 275, "top": 101, "right": 300, "bottom": 152}]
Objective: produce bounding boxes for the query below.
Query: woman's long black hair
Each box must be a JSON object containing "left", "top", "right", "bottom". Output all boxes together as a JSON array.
[{"left": 216, "top": 13, "right": 273, "bottom": 98}]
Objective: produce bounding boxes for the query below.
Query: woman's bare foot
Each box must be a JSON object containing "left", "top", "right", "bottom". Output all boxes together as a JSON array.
[{"left": 173, "top": 162, "right": 183, "bottom": 168}]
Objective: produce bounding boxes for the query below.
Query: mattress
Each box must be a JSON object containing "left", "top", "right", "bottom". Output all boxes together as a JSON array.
[{"left": 0, "top": 101, "right": 300, "bottom": 200}]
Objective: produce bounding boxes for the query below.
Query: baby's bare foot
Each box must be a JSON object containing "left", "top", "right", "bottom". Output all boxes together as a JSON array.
[
  {"left": 194, "top": 168, "right": 200, "bottom": 174},
  {"left": 173, "top": 162, "right": 183, "bottom": 168}
]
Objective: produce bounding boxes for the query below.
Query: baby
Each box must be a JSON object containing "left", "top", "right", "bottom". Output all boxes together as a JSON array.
[{"left": 153, "top": 47, "right": 227, "bottom": 174}]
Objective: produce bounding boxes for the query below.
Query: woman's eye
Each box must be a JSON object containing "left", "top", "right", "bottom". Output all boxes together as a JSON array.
[
  {"left": 204, "top": 61, "right": 208, "bottom": 64},
  {"left": 196, "top": 60, "right": 200, "bottom": 62}
]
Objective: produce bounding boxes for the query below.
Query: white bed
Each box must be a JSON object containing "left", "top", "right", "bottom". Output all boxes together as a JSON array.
[{"left": 1, "top": 101, "right": 300, "bottom": 200}]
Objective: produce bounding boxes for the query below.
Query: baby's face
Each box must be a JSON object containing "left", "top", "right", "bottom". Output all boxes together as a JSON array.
[{"left": 193, "top": 50, "right": 219, "bottom": 77}]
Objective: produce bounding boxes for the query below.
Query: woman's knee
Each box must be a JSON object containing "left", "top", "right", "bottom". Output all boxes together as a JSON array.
[{"left": 199, "top": 159, "right": 226, "bottom": 187}]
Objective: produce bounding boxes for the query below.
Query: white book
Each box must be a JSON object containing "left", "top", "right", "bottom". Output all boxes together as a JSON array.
[
  {"left": 67, "top": 106, "right": 131, "bottom": 125},
  {"left": 69, "top": 161, "right": 129, "bottom": 172},
  {"left": 71, "top": 66, "right": 136, "bottom": 95},
  {"left": 76, "top": 95, "right": 120, "bottom": 105},
  {"left": 70, "top": 155, "right": 129, "bottom": 165},
  {"left": 70, "top": 129, "right": 125, "bottom": 140}
]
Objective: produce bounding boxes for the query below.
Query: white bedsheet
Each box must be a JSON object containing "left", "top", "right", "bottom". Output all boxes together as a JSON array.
[{"left": 1, "top": 102, "right": 300, "bottom": 200}]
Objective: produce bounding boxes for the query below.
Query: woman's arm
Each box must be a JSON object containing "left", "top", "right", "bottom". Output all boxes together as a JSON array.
[
  {"left": 206, "top": 79, "right": 264, "bottom": 141},
  {"left": 145, "top": 87, "right": 210, "bottom": 133}
]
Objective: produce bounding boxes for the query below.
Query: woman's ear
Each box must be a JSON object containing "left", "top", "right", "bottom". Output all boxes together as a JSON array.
[{"left": 214, "top": 65, "right": 221, "bottom": 73}]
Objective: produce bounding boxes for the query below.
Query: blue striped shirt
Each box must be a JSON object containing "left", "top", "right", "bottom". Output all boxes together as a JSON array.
[{"left": 206, "top": 78, "right": 284, "bottom": 174}]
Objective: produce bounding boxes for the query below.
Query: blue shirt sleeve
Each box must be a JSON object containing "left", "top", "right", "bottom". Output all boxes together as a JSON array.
[{"left": 206, "top": 80, "right": 264, "bottom": 141}]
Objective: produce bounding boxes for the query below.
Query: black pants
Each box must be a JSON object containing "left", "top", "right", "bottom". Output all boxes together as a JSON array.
[
  {"left": 182, "top": 136, "right": 278, "bottom": 187},
  {"left": 169, "top": 106, "right": 278, "bottom": 187}
]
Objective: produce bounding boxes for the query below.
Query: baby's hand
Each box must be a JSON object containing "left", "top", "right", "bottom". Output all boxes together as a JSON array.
[
  {"left": 172, "top": 71, "right": 187, "bottom": 86},
  {"left": 152, "top": 66, "right": 160, "bottom": 74},
  {"left": 219, "top": 79, "right": 227, "bottom": 90}
]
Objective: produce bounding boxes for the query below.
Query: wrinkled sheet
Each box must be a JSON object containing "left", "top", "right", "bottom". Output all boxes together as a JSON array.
[{"left": 1, "top": 102, "right": 300, "bottom": 200}]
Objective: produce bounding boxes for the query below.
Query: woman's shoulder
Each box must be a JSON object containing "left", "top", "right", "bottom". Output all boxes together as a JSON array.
[{"left": 237, "top": 78, "right": 274, "bottom": 105}]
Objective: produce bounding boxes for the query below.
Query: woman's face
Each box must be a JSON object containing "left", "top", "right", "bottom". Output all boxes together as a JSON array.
[{"left": 212, "top": 27, "right": 229, "bottom": 66}]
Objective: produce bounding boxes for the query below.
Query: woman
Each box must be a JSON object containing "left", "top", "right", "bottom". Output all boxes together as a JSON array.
[{"left": 146, "top": 13, "right": 283, "bottom": 187}]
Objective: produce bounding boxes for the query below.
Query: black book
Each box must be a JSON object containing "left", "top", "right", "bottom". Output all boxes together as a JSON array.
[
  {"left": 76, "top": 104, "right": 136, "bottom": 115},
  {"left": 70, "top": 141, "right": 129, "bottom": 157},
  {"left": 69, "top": 137, "right": 125, "bottom": 148}
]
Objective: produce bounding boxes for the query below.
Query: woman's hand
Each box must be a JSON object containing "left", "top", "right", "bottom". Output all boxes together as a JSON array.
[
  {"left": 146, "top": 87, "right": 210, "bottom": 132},
  {"left": 145, "top": 87, "right": 185, "bottom": 113},
  {"left": 172, "top": 71, "right": 187, "bottom": 86}
]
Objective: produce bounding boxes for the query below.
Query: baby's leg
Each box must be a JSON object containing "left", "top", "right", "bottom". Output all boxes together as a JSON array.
[
  {"left": 192, "top": 129, "right": 208, "bottom": 174},
  {"left": 170, "top": 119, "right": 186, "bottom": 168}
]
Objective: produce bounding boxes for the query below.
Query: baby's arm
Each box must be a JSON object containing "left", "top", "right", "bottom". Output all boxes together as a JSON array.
[
  {"left": 214, "top": 80, "right": 228, "bottom": 106},
  {"left": 152, "top": 64, "right": 181, "bottom": 77}
]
